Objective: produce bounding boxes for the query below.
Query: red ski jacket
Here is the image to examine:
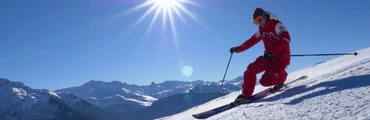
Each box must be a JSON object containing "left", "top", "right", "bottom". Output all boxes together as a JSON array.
[{"left": 236, "top": 13, "right": 291, "bottom": 65}]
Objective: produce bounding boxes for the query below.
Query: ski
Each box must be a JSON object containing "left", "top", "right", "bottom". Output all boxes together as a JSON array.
[{"left": 192, "top": 75, "right": 308, "bottom": 119}]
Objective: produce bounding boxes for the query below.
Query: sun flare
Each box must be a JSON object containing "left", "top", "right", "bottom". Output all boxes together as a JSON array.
[
  {"left": 122, "top": 0, "right": 205, "bottom": 37},
  {"left": 120, "top": 0, "right": 209, "bottom": 77},
  {"left": 181, "top": 65, "right": 193, "bottom": 77}
]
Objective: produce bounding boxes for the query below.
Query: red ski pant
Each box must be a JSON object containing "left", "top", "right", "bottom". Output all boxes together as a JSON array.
[{"left": 242, "top": 56, "right": 288, "bottom": 97}]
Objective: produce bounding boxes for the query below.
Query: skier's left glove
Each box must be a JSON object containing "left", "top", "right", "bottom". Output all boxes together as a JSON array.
[
  {"left": 263, "top": 52, "right": 274, "bottom": 60},
  {"left": 229, "top": 47, "right": 237, "bottom": 54}
]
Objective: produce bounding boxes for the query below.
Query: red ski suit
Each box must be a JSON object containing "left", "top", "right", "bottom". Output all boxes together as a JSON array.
[{"left": 236, "top": 15, "right": 291, "bottom": 97}]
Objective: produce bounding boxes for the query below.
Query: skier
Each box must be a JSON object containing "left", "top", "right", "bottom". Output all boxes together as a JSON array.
[{"left": 229, "top": 7, "right": 291, "bottom": 101}]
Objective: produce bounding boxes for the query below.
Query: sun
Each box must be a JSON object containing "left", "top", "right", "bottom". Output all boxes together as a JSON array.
[
  {"left": 156, "top": 0, "right": 176, "bottom": 7},
  {"left": 121, "top": 0, "right": 206, "bottom": 37}
]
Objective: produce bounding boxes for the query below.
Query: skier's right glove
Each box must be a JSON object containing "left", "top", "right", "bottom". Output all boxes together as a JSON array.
[
  {"left": 263, "top": 52, "right": 274, "bottom": 60},
  {"left": 230, "top": 47, "right": 237, "bottom": 54}
]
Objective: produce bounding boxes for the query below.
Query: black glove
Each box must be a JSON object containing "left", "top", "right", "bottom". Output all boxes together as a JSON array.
[
  {"left": 230, "top": 47, "right": 237, "bottom": 54},
  {"left": 263, "top": 52, "right": 274, "bottom": 60}
]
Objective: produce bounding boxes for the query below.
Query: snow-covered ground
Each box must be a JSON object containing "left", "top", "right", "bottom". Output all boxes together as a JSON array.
[{"left": 159, "top": 47, "right": 370, "bottom": 120}]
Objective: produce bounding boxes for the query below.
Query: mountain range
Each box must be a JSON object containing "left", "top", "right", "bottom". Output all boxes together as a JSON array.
[
  {"left": 0, "top": 78, "right": 120, "bottom": 120},
  {"left": 55, "top": 76, "right": 244, "bottom": 119},
  {"left": 1, "top": 74, "right": 244, "bottom": 120}
]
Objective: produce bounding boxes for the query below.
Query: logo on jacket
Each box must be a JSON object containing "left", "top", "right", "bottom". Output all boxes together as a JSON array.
[{"left": 275, "top": 23, "right": 288, "bottom": 35}]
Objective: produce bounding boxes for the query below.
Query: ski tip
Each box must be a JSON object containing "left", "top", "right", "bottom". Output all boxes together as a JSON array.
[
  {"left": 192, "top": 114, "right": 204, "bottom": 119},
  {"left": 300, "top": 75, "right": 308, "bottom": 79}
]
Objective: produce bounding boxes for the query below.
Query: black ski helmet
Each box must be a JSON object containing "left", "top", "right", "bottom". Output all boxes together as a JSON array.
[{"left": 252, "top": 7, "right": 266, "bottom": 20}]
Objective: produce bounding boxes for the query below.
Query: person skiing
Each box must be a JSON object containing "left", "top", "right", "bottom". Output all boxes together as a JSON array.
[{"left": 229, "top": 7, "right": 291, "bottom": 101}]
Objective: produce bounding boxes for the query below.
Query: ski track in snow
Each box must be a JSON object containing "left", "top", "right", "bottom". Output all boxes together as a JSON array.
[{"left": 159, "top": 48, "right": 370, "bottom": 120}]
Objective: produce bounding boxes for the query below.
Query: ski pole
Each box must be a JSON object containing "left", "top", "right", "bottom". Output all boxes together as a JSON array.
[
  {"left": 219, "top": 53, "right": 233, "bottom": 93},
  {"left": 276, "top": 52, "right": 358, "bottom": 58}
]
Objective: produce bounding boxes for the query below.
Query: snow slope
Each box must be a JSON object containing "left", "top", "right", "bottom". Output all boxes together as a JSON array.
[{"left": 159, "top": 47, "right": 370, "bottom": 120}]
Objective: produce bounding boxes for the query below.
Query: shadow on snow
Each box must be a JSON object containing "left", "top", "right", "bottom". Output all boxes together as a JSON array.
[{"left": 261, "top": 74, "right": 370, "bottom": 105}]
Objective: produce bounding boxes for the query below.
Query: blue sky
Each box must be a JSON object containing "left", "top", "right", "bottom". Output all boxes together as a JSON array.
[{"left": 0, "top": 0, "right": 369, "bottom": 90}]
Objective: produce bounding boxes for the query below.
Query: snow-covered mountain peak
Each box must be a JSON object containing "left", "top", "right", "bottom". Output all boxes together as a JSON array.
[
  {"left": 229, "top": 76, "right": 243, "bottom": 82},
  {"left": 0, "top": 78, "right": 25, "bottom": 88},
  {"left": 0, "top": 78, "right": 9, "bottom": 82},
  {"left": 84, "top": 80, "right": 131, "bottom": 88},
  {"left": 149, "top": 82, "right": 157, "bottom": 86},
  {"left": 162, "top": 80, "right": 182, "bottom": 84},
  {"left": 111, "top": 80, "right": 124, "bottom": 84},
  {"left": 0, "top": 79, "right": 58, "bottom": 120},
  {"left": 0, "top": 78, "right": 10, "bottom": 86},
  {"left": 84, "top": 80, "right": 107, "bottom": 86},
  {"left": 0, "top": 79, "right": 121, "bottom": 120}
]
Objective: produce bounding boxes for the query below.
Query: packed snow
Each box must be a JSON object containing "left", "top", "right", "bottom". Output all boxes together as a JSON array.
[{"left": 158, "top": 47, "right": 370, "bottom": 120}]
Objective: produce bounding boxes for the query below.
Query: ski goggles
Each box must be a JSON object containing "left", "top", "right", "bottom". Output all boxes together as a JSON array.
[{"left": 253, "top": 16, "right": 263, "bottom": 25}]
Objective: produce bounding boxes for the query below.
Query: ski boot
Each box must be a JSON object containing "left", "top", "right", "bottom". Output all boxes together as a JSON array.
[
  {"left": 233, "top": 94, "right": 253, "bottom": 104},
  {"left": 270, "top": 83, "right": 286, "bottom": 92}
]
